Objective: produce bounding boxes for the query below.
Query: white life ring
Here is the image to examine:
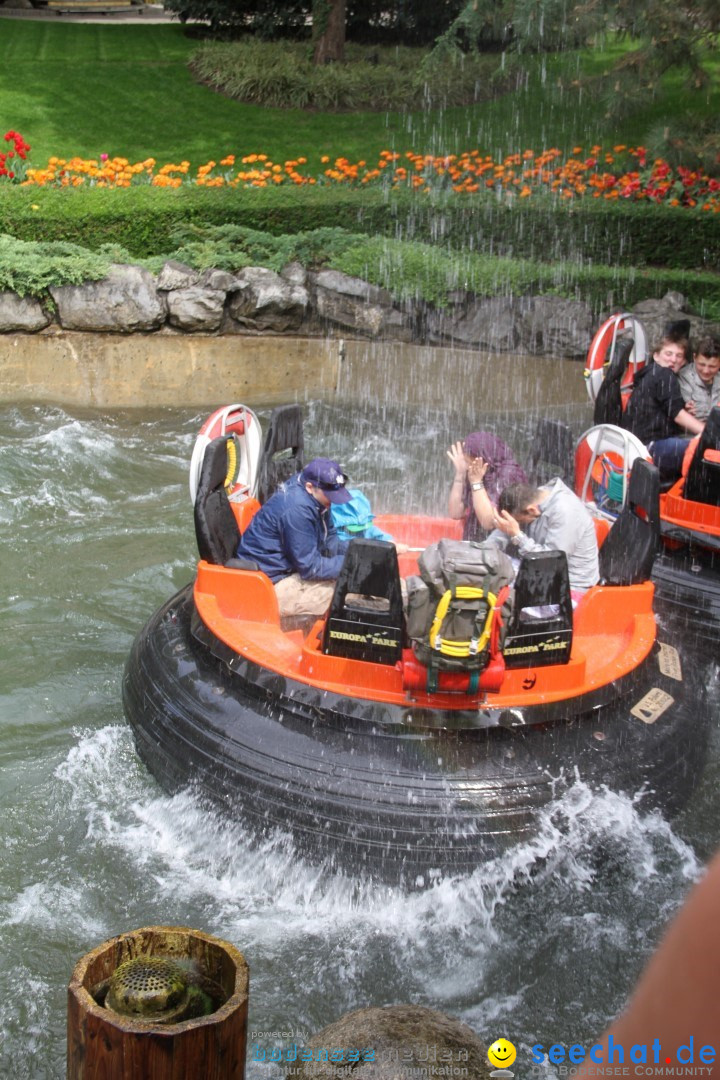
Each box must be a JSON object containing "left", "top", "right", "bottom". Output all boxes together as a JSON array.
[
  {"left": 189, "top": 404, "right": 262, "bottom": 506},
  {"left": 584, "top": 314, "right": 648, "bottom": 404},
  {"left": 575, "top": 423, "right": 651, "bottom": 509}
]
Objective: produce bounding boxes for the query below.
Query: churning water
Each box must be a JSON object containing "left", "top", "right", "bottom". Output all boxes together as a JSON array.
[{"left": 0, "top": 397, "right": 718, "bottom": 1079}]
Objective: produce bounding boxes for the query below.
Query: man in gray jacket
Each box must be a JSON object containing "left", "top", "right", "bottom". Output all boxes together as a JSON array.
[{"left": 484, "top": 477, "right": 599, "bottom": 594}]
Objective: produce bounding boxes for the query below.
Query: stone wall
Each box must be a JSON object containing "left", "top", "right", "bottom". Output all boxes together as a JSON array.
[{"left": 1, "top": 261, "right": 715, "bottom": 359}]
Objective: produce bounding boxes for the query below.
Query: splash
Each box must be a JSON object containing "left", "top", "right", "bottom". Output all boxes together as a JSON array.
[{"left": 58, "top": 725, "right": 701, "bottom": 937}]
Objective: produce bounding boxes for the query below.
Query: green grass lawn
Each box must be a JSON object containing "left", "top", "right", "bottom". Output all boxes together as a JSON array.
[{"left": 1, "top": 19, "right": 718, "bottom": 171}]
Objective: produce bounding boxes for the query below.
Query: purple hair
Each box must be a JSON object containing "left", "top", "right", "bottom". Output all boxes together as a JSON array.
[{"left": 461, "top": 431, "right": 528, "bottom": 540}]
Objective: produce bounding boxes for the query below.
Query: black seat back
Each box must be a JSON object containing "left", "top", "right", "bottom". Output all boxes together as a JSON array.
[
  {"left": 256, "top": 404, "right": 304, "bottom": 505},
  {"left": 593, "top": 335, "right": 634, "bottom": 427},
  {"left": 598, "top": 459, "right": 660, "bottom": 585},
  {"left": 503, "top": 551, "right": 574, "bottom": 668},
  {"left": 528, "top": 419, "right": 575, "bottom": 485},
  {"left": 684, "top": 406, "right": 720, "bottom": 507},
  {"left": 323, "top": 540, "right": 404, "bottom": 665},
  {"left": 194, "top": 435, "right": 240, "bottom": 565}
]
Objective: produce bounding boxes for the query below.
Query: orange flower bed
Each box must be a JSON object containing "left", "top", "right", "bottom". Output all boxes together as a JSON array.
[{"left": 9, "top": 134, "right": 720, "bottom": 212}]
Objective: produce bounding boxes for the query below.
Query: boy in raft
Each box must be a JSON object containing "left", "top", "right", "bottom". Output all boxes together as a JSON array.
[
  {"left": 331, "top": 488, "right": 395, "bottom": 544},
  {"left": 236, "top": 457, "right": 352, "bottom": 618},
  {"left": 446, "top": 432, "right": 527, "bottom": 542},
  {"left": 483, "top": 479, "right": 600, "bottom": 597},
  {"left": 624, "top": 335, "right": 704, "bottom": 480},
  {"left": 678, "top": 336, "right": 720, "bottom": 422}
]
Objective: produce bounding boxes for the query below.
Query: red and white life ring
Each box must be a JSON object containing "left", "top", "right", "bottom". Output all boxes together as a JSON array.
[
  {"left": 574, "top": 423, "right": 651, "bottom": 510},
  {"left": 189, "top": 403, "right": 262, "bottom": 505},
  {"left": 584, "top": 314, "right": 648, "bottom": 404}
]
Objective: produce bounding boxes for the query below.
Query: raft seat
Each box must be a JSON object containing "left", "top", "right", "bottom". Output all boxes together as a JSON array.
[
  {"left": 323, "top": 538, "right": 404, "bottom": 666},
  {"left": 194, "top": 435, "right": 245, "bottom": 567},
  {"left": 196, "top": 561, "right": 280, "bottom": 625},
  {"left": 256, "top": 404, "right": 304, "bottom": 504},
  {"left": 684, "top": 406, "right": 720, "bottom": 507},
  {"left": 503, "top": 550, "right": 574, "bottom": 669},
  {"left": 528, "top": 418, "right": 575, "bottom": 485},
  {"left": 597, "top": 458, "right": 660, "bottom": 585}
]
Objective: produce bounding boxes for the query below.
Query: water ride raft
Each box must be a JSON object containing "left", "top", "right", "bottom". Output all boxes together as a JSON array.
[
  {"left": 123, "top": 406, "right": 705, "bottom": 885},
  {"left": 581, "top": 314, "right": 720, "bottom": 642}
]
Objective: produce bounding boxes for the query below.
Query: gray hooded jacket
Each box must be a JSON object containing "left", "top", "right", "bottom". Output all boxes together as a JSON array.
[{"left": 487, "top": 477, "right": 599, "bottom": 591}]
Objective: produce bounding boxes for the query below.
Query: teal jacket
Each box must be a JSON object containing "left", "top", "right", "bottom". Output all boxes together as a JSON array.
[{"left": 331, "top": 489, "right": 394, "bottom": 544}]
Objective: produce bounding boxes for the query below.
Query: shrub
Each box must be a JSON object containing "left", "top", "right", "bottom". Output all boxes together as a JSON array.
[
  {"left": 321, "top": 234, "right": 720, "bottom": 316},
  {"left": 151, "top": 222, "right": 360, "bottom": 273},
  {"left": 188, "top": 39, "right": 509, "bottom": 110},
  {"left": 2, "top": 185, "right": 718, "bottom": 274},
  {"left": 0, "top": 234, "right": 111, "bottom": 297}
]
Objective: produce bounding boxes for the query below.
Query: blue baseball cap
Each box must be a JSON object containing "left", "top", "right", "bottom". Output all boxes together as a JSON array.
[{"left": 300, "top": 458, "right": 352, "bottom": 503}]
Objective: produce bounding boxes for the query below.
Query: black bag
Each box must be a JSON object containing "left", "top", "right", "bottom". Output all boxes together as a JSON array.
[{"left": 406, "top": 539, "right": 514, "bottom": 673}]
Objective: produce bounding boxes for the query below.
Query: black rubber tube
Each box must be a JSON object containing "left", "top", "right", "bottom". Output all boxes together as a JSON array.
[{"left": 123, "top": 586, "right": 709, "bottom": 885}]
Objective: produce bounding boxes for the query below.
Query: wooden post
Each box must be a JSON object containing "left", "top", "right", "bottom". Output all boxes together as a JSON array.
[{"left": 67, "top": 925, "right": 248, "bottom": 1080}]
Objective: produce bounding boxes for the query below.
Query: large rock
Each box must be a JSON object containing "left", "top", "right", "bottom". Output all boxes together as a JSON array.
[
  {"left": 227, "top": 267, "right": 309, "bottom": 332},
  {"left": 166, "top": 286, "right": 227, "bottom": 332},
  {"left": 198, "top": 268, "right": 242, "bottom": 293},
  {"left": 314, "top": 270, "right": 393, "bottom": 307},
  {"left": 50, "top": 265, "right": 166, "bottom": 332},
  {"left": 379, "top": 307, "right": 415, "bottom": 343},
  {"left": 519, "top": 295, "right": 594, "bottom": 358},
  {"left": 627, "top": 291, "right": 712, "bottom": 348},
  {"left": 632, "top": 291, "right": 687, "bottom": 320},
  {"left": 156, "top": 260, "right": 199, "bottom": 292},
  {"left": 0, "top": 291, "right": 51, "bottom": 332},
  {"left": 437, "top": 296, "right": 522, "bottom": 351},
  {"left": 286, "top": 1005, "right": 492, "bottom": 1080},
  {"left": 312, "top": 270, "right": 400, "bottom": 338},
  {"left": 315, "top": 291, "right": 387, "bottom": 336},
  {"left": 282, "top": 261, "right": 308, "bottom": 287}
]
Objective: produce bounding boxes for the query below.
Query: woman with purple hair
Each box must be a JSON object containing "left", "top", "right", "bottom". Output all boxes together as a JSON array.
[{"left": 447, "top": 432, "right": 528, "bottom": 542}]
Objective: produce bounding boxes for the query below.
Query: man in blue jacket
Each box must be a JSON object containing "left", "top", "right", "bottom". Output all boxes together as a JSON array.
[{"left": 237, "top": 457, "right": 352, "bottom": 617}]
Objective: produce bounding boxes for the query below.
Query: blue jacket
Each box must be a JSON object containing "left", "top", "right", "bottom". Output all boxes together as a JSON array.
[{"left": 236, "top": 477, "right": 349, "bottom": 583}]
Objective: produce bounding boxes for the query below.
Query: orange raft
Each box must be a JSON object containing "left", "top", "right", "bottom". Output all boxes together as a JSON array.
[
  {"left": 123, "top": 432, "right": 703, "bottom": 884},
  {"left": 194, "top": 514, "right": 657, "bottom": 726},
  {"left": 575, "top": 411, "right": 720, "bottom": 641}
]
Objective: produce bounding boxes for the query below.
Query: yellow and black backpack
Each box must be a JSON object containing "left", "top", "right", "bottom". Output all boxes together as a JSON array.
[{"left": 406, "top": 539, "right": 514, "bottom": 674}]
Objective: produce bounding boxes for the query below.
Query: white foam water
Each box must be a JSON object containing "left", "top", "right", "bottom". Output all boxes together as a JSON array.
[{"left": 44, "top": 723, "right": 706, "bottom": 1079}]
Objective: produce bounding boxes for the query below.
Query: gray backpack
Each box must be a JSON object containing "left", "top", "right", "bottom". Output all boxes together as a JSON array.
[{"left": 407, "top": 539, "right": 514, "bottom": 672}]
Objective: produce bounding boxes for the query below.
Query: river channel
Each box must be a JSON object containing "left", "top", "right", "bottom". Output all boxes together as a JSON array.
[{"left": 1, "top": 381, "right": 718, "bottom": 1078}]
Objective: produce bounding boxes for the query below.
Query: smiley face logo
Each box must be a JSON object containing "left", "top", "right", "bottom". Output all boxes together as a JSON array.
[{"left": 488, "top": 1039, "right": 517, "bottom": 1070}]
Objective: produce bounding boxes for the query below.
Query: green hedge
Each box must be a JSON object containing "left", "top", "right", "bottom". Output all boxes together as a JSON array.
[
  {"left": 2, "top": 185, "right": 718, "bottom": 271},
  {"left": 2, "top": 222, "right": 717, "bottom": 320}
]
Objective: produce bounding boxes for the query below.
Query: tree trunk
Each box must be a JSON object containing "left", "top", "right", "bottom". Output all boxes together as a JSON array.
[
  {"left": 312, "top": 0, "right": 346, "bottom": 65},
  {"left": 67, "top": 926, "right": 249, "bottom": 1080}
]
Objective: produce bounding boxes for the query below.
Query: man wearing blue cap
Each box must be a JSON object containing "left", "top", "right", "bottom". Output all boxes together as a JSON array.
[{"left": 236, "top": 457, "right": 353, "bottom": 617}]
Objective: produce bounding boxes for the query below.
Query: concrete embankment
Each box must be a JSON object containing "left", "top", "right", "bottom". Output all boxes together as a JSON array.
[
  {"left": 0, "top": 332, "right": 339, "bottom": 408},
  {"left": 0, "top": 332, "right": 590, "bottom": 409}
]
